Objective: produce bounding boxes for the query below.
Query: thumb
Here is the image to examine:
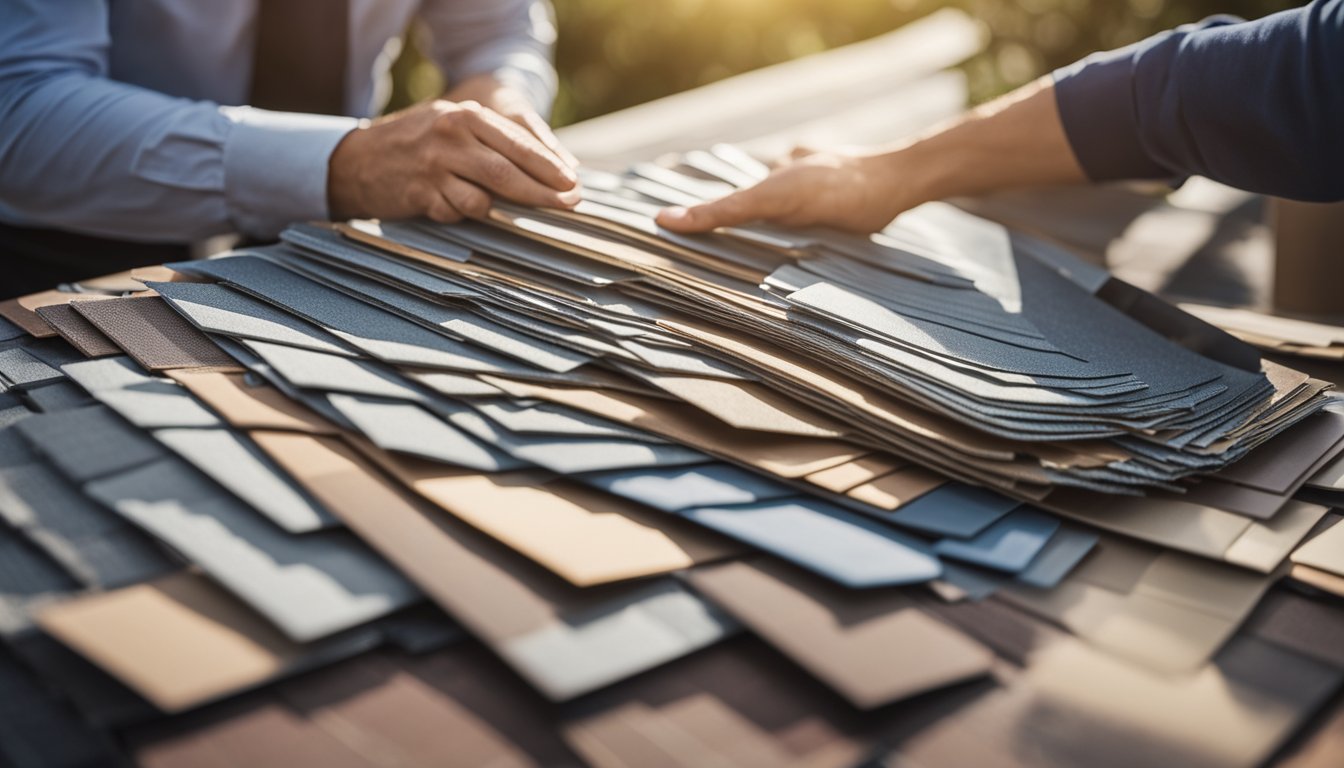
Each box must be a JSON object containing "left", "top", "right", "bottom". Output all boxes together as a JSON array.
[{"left": 656, "top": 187, "right": 770, "bottom": 232}]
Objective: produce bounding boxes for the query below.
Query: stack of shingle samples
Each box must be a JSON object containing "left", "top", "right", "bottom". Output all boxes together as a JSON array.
[
  {"left": 1, "top": 146, "right": 1343, "bottom": 768},
  {"left": 1180, "top": 303, "right": 1344, "bottom": 362}
]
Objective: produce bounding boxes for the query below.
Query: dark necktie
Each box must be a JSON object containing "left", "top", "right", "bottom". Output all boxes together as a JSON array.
[{"left": 249, "top": 0, "right": 350, "bottom": 115}]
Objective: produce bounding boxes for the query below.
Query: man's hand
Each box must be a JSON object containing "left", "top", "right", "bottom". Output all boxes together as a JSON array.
[
  {"left": 656, "top": 147, "right": 912, "bottom": 234},
  {"left": 328, "top": 96, "right": 579, "bottom": 223},
  {"left": 445, "top": 74, "right": 579, "bottom": 170}
]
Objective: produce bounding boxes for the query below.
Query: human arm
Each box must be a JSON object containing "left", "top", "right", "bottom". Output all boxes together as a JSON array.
[
  {"left": 659, "top": 0, "right": 1344, "bottom": 234},
  {"left": 0, "top": 0, "right": 578, "bottom": 243},
  {"left": 1056, "top": 0, "right": 1343, "bottom": 201},
  {"left": 0, "top": 0, "right": 358, "bottom": 242},
  {"left": 657, "top": 77, "right": 1082, "bottom": 233}
]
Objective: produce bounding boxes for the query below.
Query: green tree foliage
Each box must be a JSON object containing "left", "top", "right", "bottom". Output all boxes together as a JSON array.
[{"left": 390, "top": 0, "right": 1299, "bottom": 124}]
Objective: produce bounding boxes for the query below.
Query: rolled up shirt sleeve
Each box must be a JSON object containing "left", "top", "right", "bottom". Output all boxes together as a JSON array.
[
  {"left": 1053, "top": 0, "right": 1344, "bottom": 201},
  {"left": 0, "top": 0, "right": 356, "bottom": 243},
  {"left": 418, "top": 0, "right": 559, "bottom": 118}
]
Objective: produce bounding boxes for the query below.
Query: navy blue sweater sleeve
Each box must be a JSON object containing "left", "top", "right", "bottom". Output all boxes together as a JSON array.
[{"left": 1053, "top": 0, "right": 1344, "bottom": 201}]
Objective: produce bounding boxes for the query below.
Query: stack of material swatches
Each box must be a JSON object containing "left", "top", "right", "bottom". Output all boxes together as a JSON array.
[
  {"left": 1181, "top": 303, "right": 1344, "bottom": 361},
  {"left": 0, "top": 148, "right": 1342, "bottom": 768}
]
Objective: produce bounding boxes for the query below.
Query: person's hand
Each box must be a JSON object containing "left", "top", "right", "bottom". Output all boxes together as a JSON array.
[
  {"left": 444, "top": 74, "right": 579, "bottom": 170},
  {"left": 657, "top": 78, "right": 1086, "bottom": 235},
  {"left": 328, "top": 96, "right": 579, "bottom": 223},
  {"left": 655, "top": 147, "right": 912, "bottom": 234}
]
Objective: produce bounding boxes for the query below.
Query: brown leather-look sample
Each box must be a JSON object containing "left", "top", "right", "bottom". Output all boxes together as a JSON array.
[
  {"left": 127, "top": 646, "right": 582, "bottom": 768},
  {"left": 1213, "top": 409, "right": 1344, "bottom": 494},
  {"left": 129, "top": 689, "right": 376, "bottom": 768},
  {"left": 686, "top": 557, "right": 994, "bottom": 708},
  {"left": 1239, "top": 588, "right": 1344, "bottom": 670},
  {"left": 71, "top": 296, "right": 240, "bottom": 371},
  {"left": 560, "top": 636, "right": 884, "bottom": 768},
  {"left": 0, "top": 291, "right": 115, "bottom": 339},
  {"left": 278, "top": 649, "right": 581, "bottom": 768},
  {"left": 1000, "top": 534, "right": 1279, "bottom": 673},
  {"left": 33, "top": 304, "right": 121, "bottom": 358}
]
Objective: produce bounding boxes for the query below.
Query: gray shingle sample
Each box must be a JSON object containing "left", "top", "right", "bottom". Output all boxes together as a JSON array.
[
  {"left": 0, "top": 462, "right": 177, "bottom": 589},
  {"left": 86, "top": 458, "right": 421, "bottom": 642},
  {"left": 15, "top": 405, "right": 166, "bottom": 483}
]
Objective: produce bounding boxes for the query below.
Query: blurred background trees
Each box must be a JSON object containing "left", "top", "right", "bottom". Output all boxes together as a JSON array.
[{"left": 389, "top": 0, "right": 1298, "bottom": 125}]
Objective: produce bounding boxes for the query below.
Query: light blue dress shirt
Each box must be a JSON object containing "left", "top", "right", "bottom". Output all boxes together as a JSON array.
[{"left": 0, "top": 0, "right": 557, "bottom": 242}]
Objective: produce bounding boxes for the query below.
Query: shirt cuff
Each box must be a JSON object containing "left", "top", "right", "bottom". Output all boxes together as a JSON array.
[
  {"left": 1052, "top": 47, "right": 1171, "bottom": 182},
  {"left": 490, "top": 59, "right": 557, "bottom": 120},
  {"left": 219, "top": 106, "right": 360, "bottom": 238}
]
